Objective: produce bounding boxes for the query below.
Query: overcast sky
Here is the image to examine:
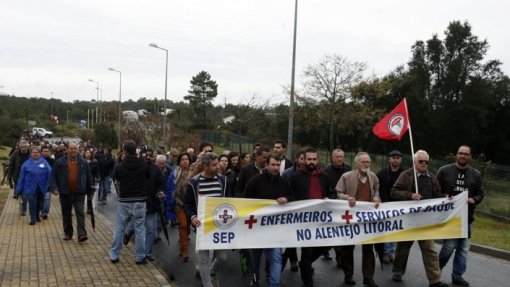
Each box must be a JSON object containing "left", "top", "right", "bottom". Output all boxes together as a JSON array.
[{"left": 1, "top": 0, "right": 509, "bottom": 106}]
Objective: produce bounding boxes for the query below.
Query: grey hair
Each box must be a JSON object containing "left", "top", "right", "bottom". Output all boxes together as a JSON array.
[
  {"left": 413, "top": 150, "right": 429, "bottom": 161},
  {"left": 354, "top": 152, "right": 369, "bottom": 163},
  {"left": 201, "top": 152, "right": 218, "bottom": 166},
  {"left": 331, "top": 148, "right": 345, "bottom": 156},
  {"left": 155, "top": 154, "right": 167, "bottom": 162}
]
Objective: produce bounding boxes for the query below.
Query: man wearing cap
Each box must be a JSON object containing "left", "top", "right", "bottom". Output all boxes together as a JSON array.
[{"left": 376, "top": 150, "right": 405, "bottom": 264}]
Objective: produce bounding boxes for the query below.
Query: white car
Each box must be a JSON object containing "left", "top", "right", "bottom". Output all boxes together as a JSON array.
[{"left": 32, "top": 127, "right": 54, "bottom": 138}]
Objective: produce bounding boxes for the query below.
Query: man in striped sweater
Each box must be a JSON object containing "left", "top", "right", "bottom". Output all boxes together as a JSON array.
[{"left": 184, "top": 152, "right": 232, "bottom": 287}]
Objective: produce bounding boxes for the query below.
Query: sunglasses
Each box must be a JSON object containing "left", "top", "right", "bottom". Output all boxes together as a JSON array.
[{"left": 418, "top": 160, "right": 429, "bottom": 165}]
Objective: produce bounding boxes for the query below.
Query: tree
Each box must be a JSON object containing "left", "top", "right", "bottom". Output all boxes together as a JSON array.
[
  {"left": 301, "top": 54, "right": 367, "bottom": 150},
  {"left": 184, "top": 71, "right": 218, "bottom": 129}
]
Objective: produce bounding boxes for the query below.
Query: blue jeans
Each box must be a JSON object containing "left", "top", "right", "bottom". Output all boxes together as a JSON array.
[
  {"left": 42, "top": 191, "right": 51, "bottom": 216},
  {"left": 109, "top": 201, "right": 146, "bottom": 262},
  {"left": 385, "top": 242, "right": 396, "bottom": 255},
  {"left": 98, "top": 176, "right": 111, "bottom": 202},
  {"left": 250, "top": 248, "right": 282, "bottom": 287},
  {"left": 25, "top": 192, "right": 44, "bottom": 223},
  {"left": 439, "top": 225, "right": 471, "bottom": 280},
  {"left": 145, "top": 212, "right": 157, "bottom": 257}
]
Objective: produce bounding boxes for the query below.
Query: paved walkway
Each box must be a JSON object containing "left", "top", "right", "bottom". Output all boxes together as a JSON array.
[{"left": 0, "top": 191, "right": 172, "bottom": 286}]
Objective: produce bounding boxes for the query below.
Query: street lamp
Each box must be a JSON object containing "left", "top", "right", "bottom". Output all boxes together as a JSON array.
[
  {"left": 88, "top": 79, "right": 100, "bottom": 126},
  {"left": 149, "top": 42, "right": 169, "bottom": 146},
  {"left": 108, "top": 68, "right": 122, "bottom": 151}
]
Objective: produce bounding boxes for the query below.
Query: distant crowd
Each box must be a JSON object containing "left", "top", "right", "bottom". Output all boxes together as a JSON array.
[{"left": 6, "top": 136, "right": 484, "bottom": 287}]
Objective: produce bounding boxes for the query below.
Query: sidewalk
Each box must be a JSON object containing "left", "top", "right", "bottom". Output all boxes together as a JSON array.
[{"left": 0, "top": 191, "right": 172, "bottom": 286}]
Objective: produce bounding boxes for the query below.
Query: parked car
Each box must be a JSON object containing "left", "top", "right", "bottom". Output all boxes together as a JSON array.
[{"left": 32, "top": 127, "right": 54, "bottom": 138}]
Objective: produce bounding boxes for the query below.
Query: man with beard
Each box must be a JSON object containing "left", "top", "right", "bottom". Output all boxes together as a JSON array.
[
  {"left": 377, "top": 150, "right": 405, "bottom": 264},
  {"left": 245, "top": 154, "right": 293, "bottom": 287},
  {"left": 437, "top": 145, "right": 484, "bottom": 287},
  {"left": 322, "top": 148, "right": 351, "bottom": 264},
  {"left": 288, "top": 148, "right": 335, "bottom": 287},
  {"left": 273, "top": 140, "right": 293, "bottom": 173},
  {"left": 337, "top": 152, "right": 380, "bottom": 287}
]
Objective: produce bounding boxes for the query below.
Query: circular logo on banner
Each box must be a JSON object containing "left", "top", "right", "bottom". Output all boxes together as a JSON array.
[
  {"left": 387, "top": 114, "right": 405, "bottom": 136},
  {"left": 212, "top": 204, "right": 239, "bottom": 229}
]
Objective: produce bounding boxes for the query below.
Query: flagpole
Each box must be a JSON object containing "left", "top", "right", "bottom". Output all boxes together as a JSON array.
[{"left": 403, "top": 98, "right": 419, "bottom": 194}]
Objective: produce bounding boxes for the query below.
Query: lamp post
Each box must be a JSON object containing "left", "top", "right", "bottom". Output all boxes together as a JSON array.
[
  {"left": 149, "top": 42, "right": 169, "bottom": 146},
  {"left": 287, "top": 0, "right": 298, "bottom": 159},
  {"left": 108, "top": 68, "right": 122, "bottom": 150},
  {"left": 88, "top": 79, "right": 100, "bottom": 126}
]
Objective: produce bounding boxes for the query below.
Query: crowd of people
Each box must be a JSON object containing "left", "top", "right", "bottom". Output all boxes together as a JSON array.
[{"left": 6, "top": 136, "right": 484, "bottom": 287}]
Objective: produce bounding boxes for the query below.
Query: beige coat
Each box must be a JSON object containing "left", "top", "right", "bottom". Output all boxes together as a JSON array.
[{"left": 336, "top": 170, "right": 380, "bottom": 202}]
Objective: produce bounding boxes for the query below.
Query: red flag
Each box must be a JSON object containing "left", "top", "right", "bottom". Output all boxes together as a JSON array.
[{"left": 372, "top": 98, "right": 409, "bottom": 140}]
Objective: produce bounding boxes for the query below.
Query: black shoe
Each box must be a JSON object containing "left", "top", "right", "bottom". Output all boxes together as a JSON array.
[
  {"left": 21, "top": 212, "right": 26, "bottom": 216},
  {"left": 363, "top": 279, "right": 378, "bottom": 287},
  {"left": 135, "top": 258, "right": 148, "bottom": 265},
  {"left": 42, "top": 215, "right": 48, "bottom": 220},
  {"left": 344, "top": 276, "right": 356, "bottom": 285},
  {"left": 111, "top": 258, "right": 119, "bottom": 263},
  {"left": 122, "top": 234, "right": 130, "bottom": 245},
  {"left": 78, "top": 235, "right": 88, "bottom": 243},
  {"left": 13, "top": 195, "right": 18, "bottom": 199},
  {"left": 145, "top": 255, "right": 154, "bottom": 261},
  {"left": 392, "top": 274, "right": 402, "bottom": 282},
  {"left": 429, "top": 282, "right": 449, "bottom": 287},
  {"left": 29, "top": 221, "right": 36, "bottom": 225},
  {"left": 452, "top": 277, "right": 470, "bottom": 286},
  {"left": 290, "top": 260, "right": 299, "bottom": 272},
  {"left": 36, "top": 217, "right": 41, "bottom": 222}
]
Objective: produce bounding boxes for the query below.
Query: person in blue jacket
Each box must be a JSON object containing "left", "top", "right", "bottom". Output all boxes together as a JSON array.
[{"left": 16, "top": 146, "right": 52, "bottom": 225}]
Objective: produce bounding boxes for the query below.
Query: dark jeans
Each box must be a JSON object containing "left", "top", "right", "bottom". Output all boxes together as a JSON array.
[
  {"left": 341, "top": 244, "right": 375, "bottom": 280},
  {"left": 59, "top": 193, "right": 87, "bottom": 237},
  {"left": 25, "top": 193, "right": 44, "bottom": 223},
  {"left": 299, "top": 247, "right": 327, "bottom": 286}
]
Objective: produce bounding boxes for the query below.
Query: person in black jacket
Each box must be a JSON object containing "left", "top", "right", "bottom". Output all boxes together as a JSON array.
[
  {"left": 437, "top": 145, "right": 484, "bottom": 287},
  {"left": 235, "top": 146, "right": 270, "bottom": 197},
  {"left": 322, "top": 148, "right": 352, "bottom": 264},
  {"left": 109, "top": 140, "right": 150, "bottom": 265},
  {"left": 245, "top": 154, "right": 293, "bottom": 286},
  {"left": 288, "top": 148, "right": 335, "bottom": 287},
  {"left": 8, "top": 140, "right": 30, "bottom": 216},
  {"left": 40, "top": 145, "right": 56, "bottom": 220},
  {"left": 96, "top": 146, "right": 115, "bottom": 204},
  {"left": 273, "top": 140, "right": 293, "bottom": 173},
  {"left": 376, "top": 149, "right": 405, "bottom": 264}
]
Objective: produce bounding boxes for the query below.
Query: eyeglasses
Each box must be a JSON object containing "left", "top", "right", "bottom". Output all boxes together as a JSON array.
[
  {"left": 457, "top": 152, "right": 471, "bottom": 156},
  {"left": 418, "top": 160, "right": 429, "bottom": 165}
]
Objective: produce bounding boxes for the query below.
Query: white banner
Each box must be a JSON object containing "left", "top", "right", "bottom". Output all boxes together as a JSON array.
[{"left": 196, "top": 192, "right": 468, "bottom": 250}]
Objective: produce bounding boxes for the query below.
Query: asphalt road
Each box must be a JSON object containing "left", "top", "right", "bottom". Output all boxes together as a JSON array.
[{"left": 98, "top": 190, "right": 510, "bottom": 287}]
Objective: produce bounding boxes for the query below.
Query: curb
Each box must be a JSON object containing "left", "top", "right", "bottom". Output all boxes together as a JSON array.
[{"left": 470, "top": 243, "right": 510, "bottom": 261}]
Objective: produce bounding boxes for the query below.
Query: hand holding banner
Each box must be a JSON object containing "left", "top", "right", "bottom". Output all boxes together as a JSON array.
[{"left": 196, "top": 193, "right": 468, "bottom": 250}]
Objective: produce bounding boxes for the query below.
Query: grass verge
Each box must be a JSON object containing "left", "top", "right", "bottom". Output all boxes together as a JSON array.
[{"left": 471, "top": 213, "right": 510, "bottom": 251}]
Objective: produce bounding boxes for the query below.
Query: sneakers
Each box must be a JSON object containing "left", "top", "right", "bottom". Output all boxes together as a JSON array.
[{"left": 452, "top": 277, "right": 470, "bottom": 286}]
